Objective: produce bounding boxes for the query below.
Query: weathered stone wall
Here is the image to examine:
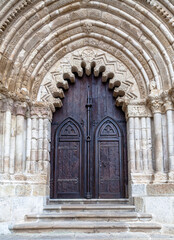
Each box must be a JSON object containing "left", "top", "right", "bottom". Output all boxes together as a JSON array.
[
  {"left": 0, "top": 94, "right": 51, "bottom": 233},
  {"left": 0, "top": 0, "right": 174, "bottom": 234}
]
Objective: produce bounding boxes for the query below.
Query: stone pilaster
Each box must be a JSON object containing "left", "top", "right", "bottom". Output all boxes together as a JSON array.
[
  {"left": 124, "top": 100, "right": 153, "bottom": 183},
  {"left": 30, "top": 105, "right": 52, "bottom": 174}
]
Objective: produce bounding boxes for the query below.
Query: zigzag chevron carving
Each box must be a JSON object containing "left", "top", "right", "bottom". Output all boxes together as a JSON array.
[{"left": 39, "top": 48, "right": 139, "bottom": 111}]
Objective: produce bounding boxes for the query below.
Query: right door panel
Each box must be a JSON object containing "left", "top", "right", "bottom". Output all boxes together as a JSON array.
[{"left": 95, "top": 118, "right": 123, "bottom": 198}]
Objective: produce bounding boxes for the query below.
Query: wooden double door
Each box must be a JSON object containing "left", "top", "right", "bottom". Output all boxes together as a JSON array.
[{"left": 50, "top": 74, "right": 127, "bottom": 199}]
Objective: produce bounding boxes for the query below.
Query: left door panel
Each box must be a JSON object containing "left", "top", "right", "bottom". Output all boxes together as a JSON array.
[{"left": 52, "top": 118, "right": 84, "bottom": 199}]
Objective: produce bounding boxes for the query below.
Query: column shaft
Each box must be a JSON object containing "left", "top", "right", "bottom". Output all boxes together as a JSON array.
[
  {"left": 15, "top": 115, "right": 25, "bottom": 173},
  {"left": 26, "top": 117, "right": 31, "bottom": 172},
  {"left": 153, "top": 113, "right": 163, "bottom": 172},
  {"left": 0, "top": 111, "right": 4, "bottom": 173},
  {"left": 38, "top": 118, "right": 44, "bottom": 172},
  {"left": 9, "top": 115, "right": 16, "bottom": 174},
  {"left": 135, "top": 117, "right": 141, "bottom": 171},
  {"left": 4, "top": 110, "right": 11, "bottom": 173},
  {"left": 167, "top": 110, "right": 174, "bottom": 172},
  {"left": 141, "top": 117, "right": 148, "bottom": 172},
  {"left": 146, "top": 117, "right": 153, "bottom": 172}
]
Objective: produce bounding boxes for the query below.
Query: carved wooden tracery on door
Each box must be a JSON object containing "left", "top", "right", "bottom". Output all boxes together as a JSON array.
[{"left": 95, "top": 117, "right": 124, "bottom": 198}]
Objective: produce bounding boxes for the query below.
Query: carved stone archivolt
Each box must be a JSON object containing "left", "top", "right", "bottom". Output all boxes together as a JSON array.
[{"left": 38, "top": 47, "right": 140, "bottom": 111}]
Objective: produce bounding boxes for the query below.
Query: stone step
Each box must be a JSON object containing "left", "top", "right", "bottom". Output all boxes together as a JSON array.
[
  {"left": 43, "top": 204, "right": 135, "bottom": 213},
  {"left": 2, "top": 233, "right": 174, "bottom": 240},
  {"left": 26, "top": 212, "right": 152, "bottom": 222},
  {"left": 47, "top": 198, "right": 130, "bottom": 205},
  {"left": 9, "top": 221, "right": 161, "bottom": 234}
]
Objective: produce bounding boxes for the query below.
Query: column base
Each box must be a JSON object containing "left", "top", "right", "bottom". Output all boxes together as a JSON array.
[
  {"left": 131, "top": 173, "right": 153, "bottom": 184},
  {"left": 168, "top": 171, "right": 174, "bottom": 183},
  {"left": 153, "top": 172, "right": 168, "bottom": 183}
]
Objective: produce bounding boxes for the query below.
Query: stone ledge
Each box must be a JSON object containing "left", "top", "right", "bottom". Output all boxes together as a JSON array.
[
  {"left": 131, "top": 183, "right": 174, "bottom": 197},
  {"left": 0, "top": 174, "right": 48, "bottom": 182},
  {"left": 0, "top": 183, "right": 47, "bottom": 197},
  {"left": 146, "top": 183, "right": 174, "bottom": 196}
]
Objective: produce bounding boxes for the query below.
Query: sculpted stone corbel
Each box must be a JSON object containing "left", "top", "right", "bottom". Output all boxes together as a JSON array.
[
  {"left": 161, "top": 90, "right": 173, "bottom": 112},
  {"left": 147, "top": 81, "right": 163, "bottom": 114}
]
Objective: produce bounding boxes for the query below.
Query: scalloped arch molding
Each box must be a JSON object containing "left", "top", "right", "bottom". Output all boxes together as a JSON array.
[
  {"left": 0, "top": 0, "right": 174, "bottom": 108},
  {"left": 37, "top": 47, "right": 141, "bottom": 111}
]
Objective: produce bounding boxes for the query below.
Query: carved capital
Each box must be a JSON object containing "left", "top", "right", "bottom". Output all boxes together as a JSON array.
[
  {"left": 0, "top": 94, "right": 14, "bottom": 112},
  {"left": 147, "top": 94, "right": 163, "bottom": 114},
  {"left": 124, "top": 100, "right": 152, "bottom": 119},
  {"left": 15, "top": 101, "right": 28, "bottom": 116},
  {"left": 30, "top": 103, "right": 52, "bottom": 120}
]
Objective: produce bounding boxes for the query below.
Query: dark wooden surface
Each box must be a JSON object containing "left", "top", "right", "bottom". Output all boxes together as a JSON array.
[{"left": 50, "top": 73, "right": 127, "bottom": 199}]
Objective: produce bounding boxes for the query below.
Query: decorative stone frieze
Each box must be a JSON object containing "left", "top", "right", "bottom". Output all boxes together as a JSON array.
[
  {"left": 30, "top": 104, "right": 52, "bottom": 120},
  {"left": 146, "top": 0, "right": 174, "bottom": 27},
  {"left": 0, "top": 0, "right": 35, "bottom": 34},
  {"left": 123, "top": 100, "right": 152, "bottom": 119}
]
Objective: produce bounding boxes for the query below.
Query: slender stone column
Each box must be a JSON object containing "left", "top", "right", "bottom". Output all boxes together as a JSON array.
[
  {"left": 141, "top": 117, "right": 148, "bottom": 172},
  {"left": 153, "top": 113, "right": 163, "bottom": 172},
  {"left": 15, "top": 102, "right": 28, "bottom": 173},
  {"left": 148, "top": 93, "right": 166, "bottom": 182},
  {"left": 146, "top": 117, "right": 153, "bottom": 172},
  {"left": 30, "top": 109, "right": 39, "bottom": 174},
  {"left": 127, "top": 117, "right": 135, "bottom": 173},
  {"left": 10, "top": 114, "right": 16, "bottom": 174},
  {"left": 3, "top": 99, "right": 13, "bottom": 173},
  {"left": 167, "top": 110, "right": 174, "bottom": 172},
  {"left": 42, "top": 108, "right": 52, "bottom": 174},
  {"left": 38, "top": 118, "right": 44, "bottom": 172},
  {"left": 0, "top": 109, "right": 4, "bottom": 173},
  {"left": 162, "top": 89, "right": 174, "bottom": 181},
  {"left": 134, "top": 117, "right": 141, "bottom": 171},
  {"left": 26, "top": 111, "right": 32, "bottom": 173}
]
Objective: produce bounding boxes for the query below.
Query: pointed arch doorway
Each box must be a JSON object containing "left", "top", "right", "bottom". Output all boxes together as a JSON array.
[{"left": 50, "top": 73, "right": 127, "bottom": 199}]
